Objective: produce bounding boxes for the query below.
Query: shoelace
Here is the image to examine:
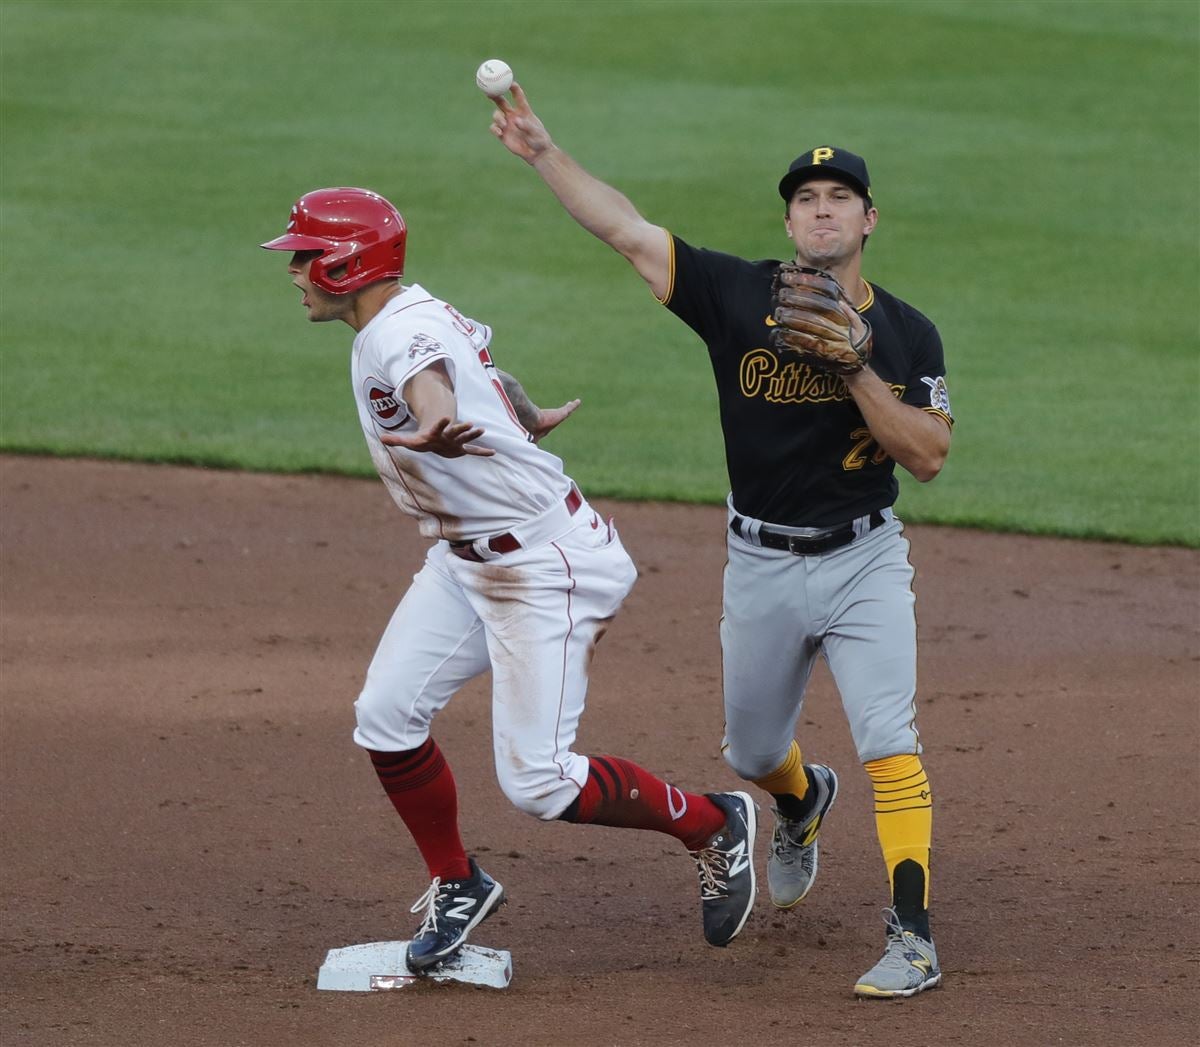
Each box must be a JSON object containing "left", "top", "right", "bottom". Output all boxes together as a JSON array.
[
  {"left": 875, "top": 908, "right": 928, "bottom": 968},
  {"left": 771, "top": 809, "right": 820, "bottom": 861},
  {"left": 410, "top": 877, "right": 446, "bottom": 936},
  {"left": 692, "top": 843, "right": 731, "bottom": 899},
  {"left": 881, "top": 906, "right": 906, "bottom": 939},
  {"left": 770, "top": 819, "right": 807, "bottom": 860},
  {"left": 876, "top": 936, "right": 917, "bottom": 969}
]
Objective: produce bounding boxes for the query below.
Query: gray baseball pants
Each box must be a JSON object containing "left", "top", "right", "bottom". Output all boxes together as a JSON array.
[{"left": 719, "top": 505, "right": 921, "bottom": 778}]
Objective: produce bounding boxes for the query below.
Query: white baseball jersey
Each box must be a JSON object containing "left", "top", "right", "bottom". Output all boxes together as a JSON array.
[
  {"left": 348, "top": 284, "right": 640, "bottom": 821},
  {"left": 351, "top": 283, "right": 573, "bottom": 541}
]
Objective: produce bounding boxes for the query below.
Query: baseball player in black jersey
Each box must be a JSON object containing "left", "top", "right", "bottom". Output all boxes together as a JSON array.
[{"left": 490, "top": 84, "right": 953, "bottom": 997}]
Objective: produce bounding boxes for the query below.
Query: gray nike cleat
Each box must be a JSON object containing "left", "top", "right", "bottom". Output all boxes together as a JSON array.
[
  {"left": 854, "top": 908, "right": 942, "bottom": 998},
  {"left": 691, "top": 791, "right": 757, "bottom": 947},
  {"left": 767, "top": 762, "right": 838, "bottom": 908}
]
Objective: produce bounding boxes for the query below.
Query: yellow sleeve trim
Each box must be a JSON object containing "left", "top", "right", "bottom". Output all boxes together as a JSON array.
[
  {"left": 923, "top": 407, "right": 954, "bottom": 430},
  {"left": 656, "top": 229, "right": 676, "bottom": 305}
]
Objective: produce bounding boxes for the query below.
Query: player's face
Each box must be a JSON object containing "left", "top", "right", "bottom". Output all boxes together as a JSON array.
[
  {"left": 287, "top": 250, "right": 348, "bottom": 323},
  {"left": 785, "top": 179, "right": 878, "bottom": 268}
]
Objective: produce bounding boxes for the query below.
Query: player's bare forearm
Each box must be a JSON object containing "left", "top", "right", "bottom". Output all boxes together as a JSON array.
[
  {"left": 402, "top": 364, "right": 460, "bottom": 430},
  {"left": 490, "top": 84, "right": 670, "bottom": 297},
  {"left": 383, "top": 364, "right": 496, "bottom": 458},
  {"left": 495, "top": 369, "right": 540, "bottom": 432},
  {"left": 531, "top": 148, "right": 663, "bottom": 255},
  {"left": 843, "top": 367, "right": 950, "bottom": 482},
  {"left": 495, "top": 370, "right": 581, "bottom": 442}
]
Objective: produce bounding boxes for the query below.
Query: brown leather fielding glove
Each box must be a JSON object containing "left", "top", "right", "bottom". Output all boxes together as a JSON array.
[{"left": 769, "top": 263, "right": 873, "bottom": 374}]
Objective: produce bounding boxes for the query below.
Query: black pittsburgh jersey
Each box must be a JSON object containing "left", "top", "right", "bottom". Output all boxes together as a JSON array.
[{"left": 662, "top": 234, "right": 953, "bottom": 528}]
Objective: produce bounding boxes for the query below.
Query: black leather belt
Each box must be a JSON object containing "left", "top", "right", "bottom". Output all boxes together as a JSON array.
[
  {"left": 449, "top": 484, "right": 583, "bottom": 562},
  {"left": 730, "top": 510, "right": 886, "bottom": 556}
]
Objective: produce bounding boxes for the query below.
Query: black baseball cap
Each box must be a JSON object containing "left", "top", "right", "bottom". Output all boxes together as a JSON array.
[{"left": 778, "top": 147, "right": 871, "bottom": 202}]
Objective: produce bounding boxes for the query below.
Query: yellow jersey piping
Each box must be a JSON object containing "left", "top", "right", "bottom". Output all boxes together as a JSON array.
[
  {"left": 923, "top": 407, "right": 954, "bottom": 430},
  {"left": 657, "top": 230, "right": 676, "bottom": 305}
]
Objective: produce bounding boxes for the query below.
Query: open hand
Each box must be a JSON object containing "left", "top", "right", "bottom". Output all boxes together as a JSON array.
[
  {"left": 380, "top": 418, "right": 495, "bottom": 458},
  {"left": 528, "top": 398, "right": 581, "bottom": 442}
]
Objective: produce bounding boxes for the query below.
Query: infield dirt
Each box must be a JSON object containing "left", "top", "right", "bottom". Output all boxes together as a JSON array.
[{"left": 2, "top": 456, "right": 1196, "bottom": 1047}]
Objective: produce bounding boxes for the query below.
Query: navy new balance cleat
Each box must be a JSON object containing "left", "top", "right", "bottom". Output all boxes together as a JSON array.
[
  {"left": 405, "top": 859, "right": 506, "bottom": 973},
  {"left": 690, "top": 791, "right": 757, "bottom": 947}
]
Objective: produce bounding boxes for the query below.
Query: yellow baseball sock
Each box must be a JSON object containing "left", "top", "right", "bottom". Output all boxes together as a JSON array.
[
  {"left": 865, "top": 753, "right": 932, "bottom": 934},
  {"left": 754, "top": 741, "right": 811, "bottom": 819}
]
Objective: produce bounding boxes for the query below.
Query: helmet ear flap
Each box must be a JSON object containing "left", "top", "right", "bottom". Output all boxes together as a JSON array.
[{"left": 308, "top": 240, "right": 359, "bottom": 294}]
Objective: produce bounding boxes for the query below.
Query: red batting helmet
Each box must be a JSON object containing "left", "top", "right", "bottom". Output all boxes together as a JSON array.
[{"left": 260, "top": 187, "right": 407, "bottom": 295}]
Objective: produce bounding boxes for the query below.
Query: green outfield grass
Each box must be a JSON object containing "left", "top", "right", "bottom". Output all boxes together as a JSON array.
[{"left": 2, "top": 0, "right": 1197, "bottom": 545}]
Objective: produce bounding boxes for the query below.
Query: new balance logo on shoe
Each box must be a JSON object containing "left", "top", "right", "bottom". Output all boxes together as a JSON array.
[
  {"left": 726, "top": 841, "right": 750, "bottom": 879},
  {"left": 444, "top": 897, "right": 478, "bottom": 921}
]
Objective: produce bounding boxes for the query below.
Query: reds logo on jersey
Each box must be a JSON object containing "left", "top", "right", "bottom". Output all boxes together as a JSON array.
[{"left": 363, "top": 377, "right": 408, "bottom": 431}]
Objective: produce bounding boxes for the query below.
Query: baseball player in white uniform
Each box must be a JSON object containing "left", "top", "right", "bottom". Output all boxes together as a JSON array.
[{"left": 260, "top": 187, "right": 758, "bottom": 973}]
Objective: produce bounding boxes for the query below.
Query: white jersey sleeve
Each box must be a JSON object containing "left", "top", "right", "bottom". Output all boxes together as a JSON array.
[{"left": 351, "top": 284, "right": 575, "bottom": 541}]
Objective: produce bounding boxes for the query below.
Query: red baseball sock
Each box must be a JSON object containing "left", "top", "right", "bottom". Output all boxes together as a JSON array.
[
  {"left": 368, "top": 739, "right": 471, "bottom": 881},
  {"left": 563, "top": 755, "right": 726, "bottom": 851}
]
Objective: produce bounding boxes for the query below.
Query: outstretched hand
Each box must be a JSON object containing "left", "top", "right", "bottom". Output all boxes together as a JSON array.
[
  {"left": 380, "top": 417, "right": 495, "bottom": 458},
  {"left": 489, "top": 83, "right": 553, "bottom": 164},
  {"left": 527, "top": 397, "right": 581, "bottom": 442}
]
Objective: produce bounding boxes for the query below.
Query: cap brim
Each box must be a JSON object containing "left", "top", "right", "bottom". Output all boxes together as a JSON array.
[
  {"left": 779, "top": 168, "right": 870, "bottom": 202},
  {"left": 259, "top": 232, "right": 331, "bottom": 252}
]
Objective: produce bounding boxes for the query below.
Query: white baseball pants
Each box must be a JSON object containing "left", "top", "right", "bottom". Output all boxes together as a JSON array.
[{"left": 353, "top": 506, "right": 637, "bottom": 820}]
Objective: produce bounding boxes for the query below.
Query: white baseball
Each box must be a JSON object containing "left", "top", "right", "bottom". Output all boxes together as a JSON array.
[{"left": 475, "top": 59, "right": 513, "bottom": 97}]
